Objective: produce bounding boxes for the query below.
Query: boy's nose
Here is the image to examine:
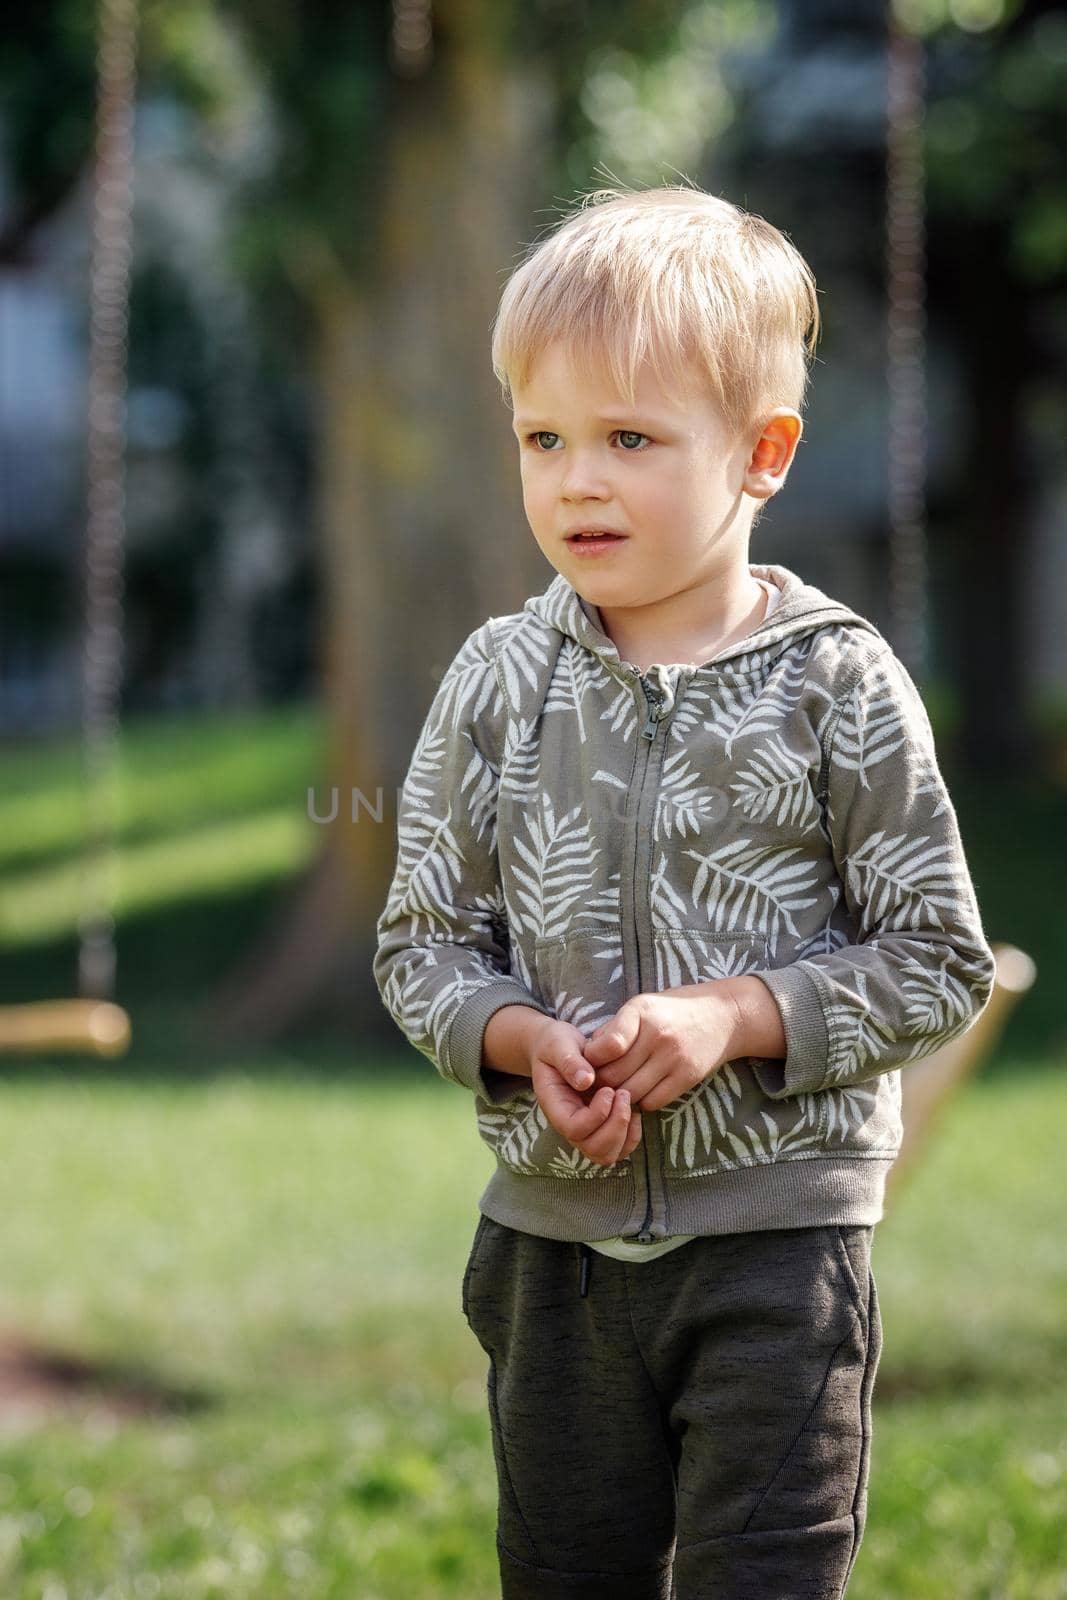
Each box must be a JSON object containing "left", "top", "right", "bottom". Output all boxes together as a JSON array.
[{"left": 559, "top": 451, "right": 612, "bottom": 501}]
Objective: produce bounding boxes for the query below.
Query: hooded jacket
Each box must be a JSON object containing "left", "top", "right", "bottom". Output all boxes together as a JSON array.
[{"left": 373, "top": 562, "right": 997, "bottom": 1245}]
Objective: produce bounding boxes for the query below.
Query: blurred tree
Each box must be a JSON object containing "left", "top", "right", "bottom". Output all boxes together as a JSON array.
[
  {"left": 915, "top": 0, "right": 1067, "bottom": 771},
  {"left": 205, "top": 0, "right": 733, "bottom": 1039},
  {"left": 3, "top": 0, "right": 1063, "bottom": 1037}
]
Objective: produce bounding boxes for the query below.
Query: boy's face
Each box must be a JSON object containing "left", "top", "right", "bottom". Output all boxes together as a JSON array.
[{"left": 510, "top": 339, "right": 799, "bottom": 630}]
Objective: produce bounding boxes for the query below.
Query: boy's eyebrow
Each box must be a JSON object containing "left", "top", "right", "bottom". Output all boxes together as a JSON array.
[{"left": 511, "top": 409, "right": 672, "bottom": 432}]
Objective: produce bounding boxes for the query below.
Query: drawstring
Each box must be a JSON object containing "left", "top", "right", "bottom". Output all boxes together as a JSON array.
[{"left": 578, "top": 1243, "right": 591, "bottom": 1297}]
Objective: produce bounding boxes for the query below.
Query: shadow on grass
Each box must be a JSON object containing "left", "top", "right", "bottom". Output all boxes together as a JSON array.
[{"left": 0, "top": 1331, "right": 220, "bottom": 1424}]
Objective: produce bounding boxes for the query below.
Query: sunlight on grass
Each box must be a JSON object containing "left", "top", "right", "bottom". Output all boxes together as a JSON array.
[
  {"left": 0, "top": 705, "right": 323, "bottom": 870},
  {"left": 0, "top": 705, "right": 324, "bottom": 948},
  {"left": 0, "top": 810, "right": 316, "bottom": 945}
]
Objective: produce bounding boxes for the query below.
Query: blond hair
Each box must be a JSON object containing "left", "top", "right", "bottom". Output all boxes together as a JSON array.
[{"left": 491, "top": 183, "right": 820, "bottom": 442}]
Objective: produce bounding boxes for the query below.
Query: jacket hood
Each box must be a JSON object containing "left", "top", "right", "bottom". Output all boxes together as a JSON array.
[{"left": 523, "top": 562, "right": 883, "bottom": 677}]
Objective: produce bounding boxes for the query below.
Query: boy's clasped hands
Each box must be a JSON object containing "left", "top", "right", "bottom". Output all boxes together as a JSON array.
[{"left": 529, "top": 986, "right": 745, "bottom": 1167}]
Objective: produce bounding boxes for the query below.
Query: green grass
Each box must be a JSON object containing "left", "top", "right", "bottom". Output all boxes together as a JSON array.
[{"left": 0, "top": 1061, "right": 1063, "bottom": 1597}]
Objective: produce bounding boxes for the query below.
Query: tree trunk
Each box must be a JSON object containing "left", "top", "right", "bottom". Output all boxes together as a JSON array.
[
  {"left": 932, "top": 214, "right": 1037, "bottom": 775},
  {"left": 212, "top": 2, "right": 555, "bottom": 1041}
]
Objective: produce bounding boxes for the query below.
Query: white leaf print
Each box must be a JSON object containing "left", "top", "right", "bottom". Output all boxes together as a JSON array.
[
  {"left": 695, "top": 643, "right": 814, "bottom": 758},
  {"left": 822, "top": 967, "right": 898, "bottom": 1085},
  {"left": 496, "top": 614, "right": 553, "bottom": 710},
  {"left": 821, "top": 1083, "right": 879, "bottom": 1141},
  {"left": 389, "top": 805, "right": 466, "bottom": 936},
  {"left": 651, "top": 934, "right": 765, "bottom": 991},
  {"left": 543, "top": 638, "right": 617, "bottom": 743},
  {"left": 509, "top": 789, "right": 601, "bottom": 941},
  {"left": 730, "top": 734, "right": 821, "bottom": 831},
  {"left": 479, "top": 1093, "right": 545, "bottom": 1173},
  {"left": 686, "top": 839, "right": 821, "bottom": 954},
  {"left": 844, "top": 831, "right": 960, "bottom": 933},
  {"left": 662, "top": 1064, "right": 744, "bottom": 1166},
  {"left": 650, "top": 850, "right": 693, "bottom": 927},
  {"left": 832, "top": 689, "right": 906, "bottom": 787},
  {"left": 656, "top": 749, "right": 731, "bottom": 839},
  {"left": 500, "top": 718, "right": 543, "bottom": 803},
  {"left": 548, "top": 1144, "right": 622, "bottom": 1178}
]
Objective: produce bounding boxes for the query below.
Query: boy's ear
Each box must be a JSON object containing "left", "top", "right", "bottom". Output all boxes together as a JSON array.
[{"left": 746, "top": 410, "right": 802, "bottom": 501}]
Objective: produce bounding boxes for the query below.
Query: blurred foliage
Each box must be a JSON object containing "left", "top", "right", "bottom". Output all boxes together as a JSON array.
[
  {"left": 1, "top": 2, "right": 786, "bottom": 279},
  {"left": 5, "top": 0, "right": 1064, "bottom": 401},
  {"left": 919, "top": 6, "right": 1067, "bottom": 285}
]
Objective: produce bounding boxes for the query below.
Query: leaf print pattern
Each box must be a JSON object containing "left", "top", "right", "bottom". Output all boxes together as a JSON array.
[
  {"left": 500, "top": 717, "right": 543, "bottom": 803},
  {"left": 547, "top": 1144, "right": 625, "bottom": 1179},
  {"left": 374, "top": 621, "right": 554, "bottom": 1101},
  {"left": 655, "top": 748, "right": 731, "bottom": 840},
  {"left": 821, "top": 966, "right": 898, "bottom": 1086},
  {"left": 843, "top": 831, "right": 960, "bottom": 933},
  {"left": 831, "top": 686, "right": 907, "bottom": 787},
  {"left": 755, "top": 648, "right": 995, "bottom": 1096},
  {"left": 543, "top": 638, "right": 618, "bottom": 744},
  {"left": 686, "top": 839, "right": 821, "bottom": 954},
  {"left": 695, "top": 642, "right": 815, "bottom": 758},
  {"left": 730, "top": 734, "right": 821, "bottom": 832},
  {"left": 651, "top": 931, "right": 766, "bottom": 991},
  {"left": 389, "top": 803, "right": 467, "bottom": 937},
  {"left": 662, "top": 1061, "right": 745, "bottom": 1166},
  {"left": 534, "top": 929, "right": 626, "bottom": 1017},
  {"left": 495, "top": 612, "right": 554, "bottom": 706},
  {"left": 820, "top": 1083, "right": 880, "bottom": 1142},
  {"left": 510, "top": 789, "right": 601, "bottom": 941},
  {"left": 478, "top": 1094, "right": 545, "bottom": 1173},
  {"left": 375, "top": 580, "right": 997, "bottom": 1225},
  {"left": 702, "top": 1110, "right": 824, "bottom": 1174}
]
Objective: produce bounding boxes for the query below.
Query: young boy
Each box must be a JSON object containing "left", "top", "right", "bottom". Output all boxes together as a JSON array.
[{"left": 373, "top": 185, "right": 996, "bottom": 1600}]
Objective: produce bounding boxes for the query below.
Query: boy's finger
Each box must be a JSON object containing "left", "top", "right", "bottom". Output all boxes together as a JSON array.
[
  {"left": 582, "top": 1090, "right": 631, "bottom": 1165},
  {"left": 544, "top": 1081, "right": 614, "bottom": 1140},
  {"left": 570, "top": 1058, "right": 595, "bottom": 1090},
  {"left": 621, "top": 1109, "right": 643, "bottom": 1157}
]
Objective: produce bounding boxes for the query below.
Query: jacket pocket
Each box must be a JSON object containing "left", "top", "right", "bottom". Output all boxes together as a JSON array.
[
  {"left": 461, "top": 1212, "right": 491, "bottom": 1323},
  {"left": 655, "top": 931, "right": 827, "bottom": 1175},
  {"left": 532, "top": 926, "right": 627, "bottom": 1034},
  {"left": 831, "top": 1224, "right": 872, "bottom": 1334}
]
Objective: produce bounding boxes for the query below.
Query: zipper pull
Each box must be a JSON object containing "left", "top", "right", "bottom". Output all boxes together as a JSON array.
[{"left": 640, "top": 684, "right": 665, "bottom": 740}]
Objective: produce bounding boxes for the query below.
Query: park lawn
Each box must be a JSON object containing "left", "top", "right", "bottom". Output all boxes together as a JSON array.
[{"left": 0, "top": 1059, "right": 1062, "bottom": 1598}]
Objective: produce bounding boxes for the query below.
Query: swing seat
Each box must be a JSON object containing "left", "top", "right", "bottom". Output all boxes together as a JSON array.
[{"left": 0, "top": 1000, "right": 131, "bottom": 1058}]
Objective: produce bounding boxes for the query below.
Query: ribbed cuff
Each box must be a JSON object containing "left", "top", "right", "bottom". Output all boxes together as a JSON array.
[
  {"left": 446, "top": 980, "right": 554, "bottom": 1104},
  {"left": 750, "top": 966, "right": 830, "bottom": 1098}
]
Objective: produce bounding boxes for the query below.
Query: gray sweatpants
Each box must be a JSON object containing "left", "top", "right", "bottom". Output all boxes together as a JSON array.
[{"left": 462, "top": 1215, "right": 882, "bottom": 1600}]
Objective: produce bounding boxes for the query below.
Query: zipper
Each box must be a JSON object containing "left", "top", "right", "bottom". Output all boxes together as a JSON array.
[
  {"left": 633, "top": 670, "right": 672, "bottom": 1243},
  {"left": 640, "top": 679, "right": 666, "bottom": 740}
]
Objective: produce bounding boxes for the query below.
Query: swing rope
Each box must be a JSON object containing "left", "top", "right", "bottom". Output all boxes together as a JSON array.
[
  {"left": 0, "top": 0, "right": 136, "bottom": 1057},
  {"left": 886, "top": 2, "right": 928, "bottom": 684}
]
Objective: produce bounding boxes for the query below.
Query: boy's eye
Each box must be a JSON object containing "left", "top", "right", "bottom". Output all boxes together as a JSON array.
[{"left": 526, "top": 430, "right": 650, "bottom": 451}]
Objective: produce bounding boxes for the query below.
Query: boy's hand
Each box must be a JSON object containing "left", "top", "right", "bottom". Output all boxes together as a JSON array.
[
  {"left": 582, "top": 986, "right": 743, "bottom": 1111},
  {"left": 527, "top": 1017, "right": 643, "bottom": 1168}
]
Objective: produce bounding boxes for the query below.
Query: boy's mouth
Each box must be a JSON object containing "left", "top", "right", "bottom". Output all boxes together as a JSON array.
[{"left": 565, "top": 528, "right": 628, "bottom": 546}]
